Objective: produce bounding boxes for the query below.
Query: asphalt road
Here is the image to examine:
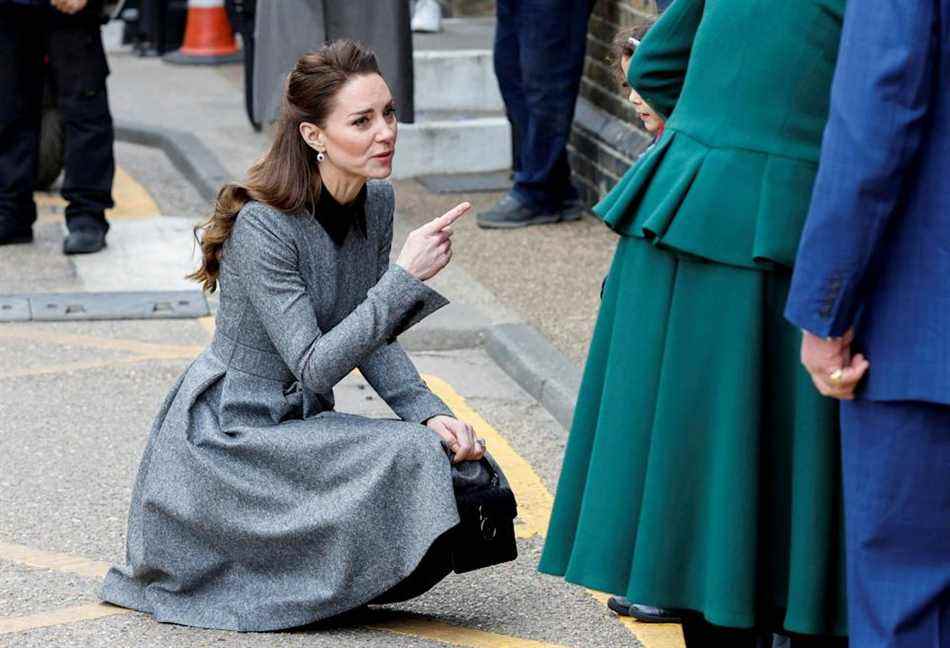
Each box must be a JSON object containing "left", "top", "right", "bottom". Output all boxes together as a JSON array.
[{"left": 0, "top": 145, "right": 684, "bottom": 648}]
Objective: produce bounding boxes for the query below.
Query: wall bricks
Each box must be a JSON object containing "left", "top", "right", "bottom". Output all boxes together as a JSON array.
[{"left": 574, "top": 0, "right": 659, "bottom": 206}]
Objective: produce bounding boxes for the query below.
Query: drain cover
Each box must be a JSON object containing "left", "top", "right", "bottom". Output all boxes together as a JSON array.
[
  {"left": 0, "top": 291, "right": 209, "bottom": 322},
  {"left": 0, "top": 297, "right": 30, "bottom": 322}
]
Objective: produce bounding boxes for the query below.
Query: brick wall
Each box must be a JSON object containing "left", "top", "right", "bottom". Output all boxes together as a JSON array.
[{"left": 570, "top": 0, "right": 658, "bottom": 206}]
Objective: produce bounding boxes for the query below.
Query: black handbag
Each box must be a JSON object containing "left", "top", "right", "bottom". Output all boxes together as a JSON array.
[
  {"left": 447, "top": 451, "right": 519, "bottom": 574},
  {"left": 369, "top": 450, "right": 518, "bottom": 604}
]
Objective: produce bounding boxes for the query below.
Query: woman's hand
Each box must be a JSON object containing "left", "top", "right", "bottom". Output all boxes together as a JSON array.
[
  {"left": 426, "top": 415, "right": 485, "bottom": 464},
  {"left": 396, "top": 202, "right": 470, "bottom": 281}
]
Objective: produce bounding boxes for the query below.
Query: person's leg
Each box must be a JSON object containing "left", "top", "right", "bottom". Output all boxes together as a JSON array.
[
  {"left": 511, "top": 0, "right": 590, "bottom": 212},
  {"left": 839, "top": 400, "right": 950, "bottom": 648},
  {"left": 48, "top": 1, "right": 114, "bottom": 253},
  {"left": 780, "top": 631, "right": 848, "bottom": 647},
  {"left": 680, "top": 614, "right": 768, "bottom": 647},
  {"left": 493, "top": 0, "right": 526, "bottom": 175},
  {"left": 0, "top": 4, "right": 45, "bottom": 244}
]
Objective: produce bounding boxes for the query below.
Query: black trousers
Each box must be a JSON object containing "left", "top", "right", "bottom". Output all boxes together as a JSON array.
[
  {"left": 0, "top": 1, "right": 114, "bottom": 233},
  {"left": 681, "top": 615, "right": 848, "bottom": 648}
]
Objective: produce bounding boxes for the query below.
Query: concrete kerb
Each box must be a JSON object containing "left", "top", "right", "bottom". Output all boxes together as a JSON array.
[
  {"left": 114, "top": 121, "right": 581, "bottom": 430},
  {"left": 483, "top": 323, "right": 580, "bottom": 430},
  {"left": 115, "top": 120, "right": 232, "bottom": 203}
]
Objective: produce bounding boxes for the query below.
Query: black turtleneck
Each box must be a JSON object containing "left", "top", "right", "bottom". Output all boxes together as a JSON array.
[{"left": 313, "top": 184, "right": 368, "bottom": 247}]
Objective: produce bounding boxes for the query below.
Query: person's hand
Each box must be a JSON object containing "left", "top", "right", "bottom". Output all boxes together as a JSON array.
[
  {"left": 800, "top": 328, "right": 869, "bottom": 400},
  {"left": 426, "top": 415, "right": 485, "bottom": 464},
  {"left": 395, "top": 202, "right": 470, "bottom": 281},
  {"left": 51, "top": 0, "right": 87, "bottom": 14}
]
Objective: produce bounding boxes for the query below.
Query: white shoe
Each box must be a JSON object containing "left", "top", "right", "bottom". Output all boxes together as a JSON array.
[{"left": 411, "top": 0, "right": 442, "bottom": 33}]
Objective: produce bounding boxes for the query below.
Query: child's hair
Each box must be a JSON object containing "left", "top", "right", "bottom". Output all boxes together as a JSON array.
[{"left": 610, "top": 18, "right": 657, "bottom": 86}]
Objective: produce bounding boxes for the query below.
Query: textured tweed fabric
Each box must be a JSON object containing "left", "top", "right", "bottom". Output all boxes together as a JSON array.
[{"left": 101, "top": 181, "right": 461, "bottom": 631}]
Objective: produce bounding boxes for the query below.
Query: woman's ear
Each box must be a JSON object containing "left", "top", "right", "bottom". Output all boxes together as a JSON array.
[{"left": 299, "top": 121, "right": 325, "bottom": 153}]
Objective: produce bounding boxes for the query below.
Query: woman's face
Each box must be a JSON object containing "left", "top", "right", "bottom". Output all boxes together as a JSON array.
[
  {"left": 621, "top": 56, "right": 664, "bottom": 136},
  {"left": 313, "top": 73, "right": 398, "bottom": 180}
]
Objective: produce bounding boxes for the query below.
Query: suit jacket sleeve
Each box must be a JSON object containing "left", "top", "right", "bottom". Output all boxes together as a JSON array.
[
  {"left": 626, "top": 0, "right": 705, "bottom": 120},
  {"left": 357, "top": 186, "right": 454, "bottom": 423},
  {"left": 229, "top": 202, "right": 449, "bottom": 396},
  {"left": 785, "top": 0, "right": 939, "bottom": 337}
]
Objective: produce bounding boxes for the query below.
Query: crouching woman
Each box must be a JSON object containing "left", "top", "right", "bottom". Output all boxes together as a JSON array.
[{"left": 100, "top": 40, "right": 484, "bottom": 631}]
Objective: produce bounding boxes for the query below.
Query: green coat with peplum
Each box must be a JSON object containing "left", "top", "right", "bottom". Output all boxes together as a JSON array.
[{"left": 539, "top": 0, "right": 849, "bottom": 635}]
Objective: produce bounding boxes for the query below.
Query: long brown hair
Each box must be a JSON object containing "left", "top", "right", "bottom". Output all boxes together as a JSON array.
[
  {"left": 188, "top": 39, "right": 381, "bottom": 292},
  {"left": 610, "top": 19, "right": 656, "bottom": 86}
]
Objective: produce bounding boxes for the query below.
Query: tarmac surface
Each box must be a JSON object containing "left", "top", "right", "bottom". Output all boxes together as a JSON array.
[{"left": 0, "top": 21, "right": 683, "bottom": 648}]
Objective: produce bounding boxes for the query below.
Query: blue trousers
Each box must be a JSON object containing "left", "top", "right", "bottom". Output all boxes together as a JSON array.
[
  {"left": 840, "top": 400, "right": 950, "bottom": 648},
  {"left": 494, "top": 0, "right": 592, "bottom": 212}
]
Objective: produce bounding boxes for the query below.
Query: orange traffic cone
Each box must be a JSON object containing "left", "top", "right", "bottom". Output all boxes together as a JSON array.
[{"left": 164, "top": 0, "right": 242, "bottom": 65}]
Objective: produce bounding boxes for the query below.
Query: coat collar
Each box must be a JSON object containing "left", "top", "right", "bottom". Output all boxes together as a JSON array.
[{"left": 312, "top": 184, "right": 367, "bottom": 246}]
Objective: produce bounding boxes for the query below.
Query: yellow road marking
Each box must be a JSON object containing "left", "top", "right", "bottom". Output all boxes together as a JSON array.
[
  {"left": 34, "top": 167, "right": 160, "bottom": 223},
  {"left": 422, "top": 373, "right": 684, "bottom": 648},
  {"left": 369, "top": 617, "right": 567, "bottom": 648},
  {"left": 587, "top": 592, "right": 686, "bottom": 648},
  {"left": 197, "top": 315, "right": 216, "bottom": 337},
  {"left": 0, "top": 321, "right": 683, "bottom": 647},
  {"left": 0, "top": 542, "right": 111, "bottom": 579},
  {"left": 0, "top": 327, "right": 202, "bottom": 359},
  {"left": 0, "top": 604, "right": 131, "bottom": 636},
  {"left": 422, "top": 374, "right": 553, "bottom": 541},
  {"left": 3, "top": 355, "right": 190, "bottom": 380}
]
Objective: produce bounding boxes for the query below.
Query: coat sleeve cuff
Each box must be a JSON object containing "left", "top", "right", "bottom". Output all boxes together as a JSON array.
[
  {"left": 403, "top": 393, "right": 455, "bottom": 425},
  {"left": 784, "top": 285, "right": 856, "bottom": 338},
  {"left": 374, "top": 263, "right": 450, "bottom": 341}
]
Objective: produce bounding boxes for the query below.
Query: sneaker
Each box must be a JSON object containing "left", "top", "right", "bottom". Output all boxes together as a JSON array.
[
  {"left": 411, "top": 0, "right": 442, "bottom": 33},
  {"left": 63, "top": 227, "right": 107, "bottom": 255},
  {"left": 476, "top": 193, "right": 560, "bottom": 229}
]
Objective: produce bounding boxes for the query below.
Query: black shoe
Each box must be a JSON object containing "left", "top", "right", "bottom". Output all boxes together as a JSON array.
[
  {"left": 63, "top": 228, "right": 107, "bottom": 255},
  {"left": 476, "top": 193, "right": 560, "bottom": 229},
  {"left": 557, "top": 197, "right": 587, "bottom": 222},
  {"left": 607, "top": 597, "right": 683, "bottom": 623},
  {"left": 0, "top": 221, "right": 33, "bottom": 245}
]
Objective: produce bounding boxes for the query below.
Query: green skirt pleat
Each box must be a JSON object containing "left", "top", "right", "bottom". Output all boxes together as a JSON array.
[{"left": 538, "top": 236, "right": 847, "bottom": 636}]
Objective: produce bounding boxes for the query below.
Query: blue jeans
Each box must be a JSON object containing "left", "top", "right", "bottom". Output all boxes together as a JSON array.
[{"left": 494, "top": 0, "right": 592, "bottom": 212}]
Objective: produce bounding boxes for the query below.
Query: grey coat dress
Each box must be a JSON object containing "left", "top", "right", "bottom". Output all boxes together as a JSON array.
[{"left": 100, "top": 181, "right": 461, "bottom": 631}]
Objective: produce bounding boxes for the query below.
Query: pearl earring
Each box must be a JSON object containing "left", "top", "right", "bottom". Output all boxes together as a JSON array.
[{"left": 316, "top": 151, "right": 326, "bottom": 162}]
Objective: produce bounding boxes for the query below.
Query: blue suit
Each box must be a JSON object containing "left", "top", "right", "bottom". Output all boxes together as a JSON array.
[{"left": 785, "top": 1, "right": 950, "bottom": 646}]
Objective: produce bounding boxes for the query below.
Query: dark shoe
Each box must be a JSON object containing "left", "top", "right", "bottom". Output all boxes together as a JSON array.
[
  {"left": 557, "top": 197, "right": 587, "bottom": 222},
  {"left": 476, "top": 193, "right": 559, "bottom": 229},
  {"left": 607, "top": 597, "right": 683, "bottom": 623},
  {"left": 63, "top": 228, "right": 107, "bottom": 255},
  {"left": 0, "top": 221, "right": 33, "bottom": 245}
]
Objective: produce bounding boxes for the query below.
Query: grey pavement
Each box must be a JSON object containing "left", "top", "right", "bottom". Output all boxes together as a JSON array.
[{"left": 0, "top": 317, "right": 638, "bottom": 648}]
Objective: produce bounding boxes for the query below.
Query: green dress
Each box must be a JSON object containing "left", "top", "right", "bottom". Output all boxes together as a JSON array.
[{"left": 538, "top": 0, "right": 848, "bottom": 636}]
